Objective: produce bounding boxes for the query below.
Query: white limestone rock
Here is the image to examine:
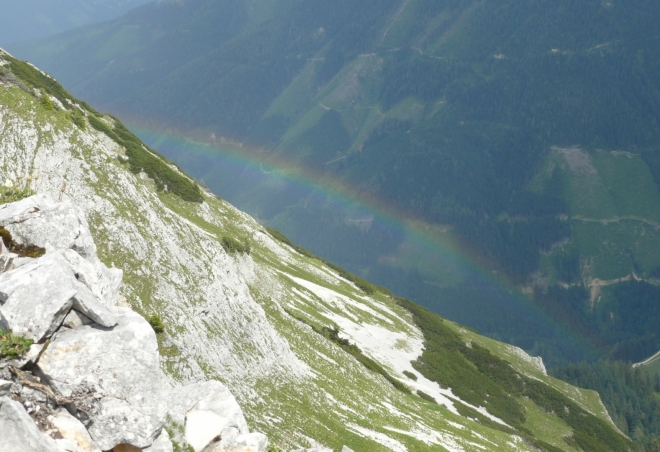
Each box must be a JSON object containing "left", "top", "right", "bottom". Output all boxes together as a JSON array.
[
  {"left": 0, "top": 378, "right": 11, "bottom": 396},
  {"left": 0, "top": 252, "right": 15, "bottom": 273},
  {"left": 46, "top": 408, "right": 101, "bottom": 452},
  {"left": 0, "top": 396, "right": 58, "bottom": 452},
  {"left": 144, "top": 429, "right": 174, "bottom": 452},
  {"left": 60, "top": 249, "right": 122, "bottom": 309},
  {"left": 167, "top": 380, "right": 249, "bottom": 452},
  {"left": 0, "top": 194, "right": 96, "bottom": 260},
  {"left": 0, "top": 255, "right": 76, "bottom": 341},
  {"left": 36, "top": 307, "right": 166, "bottom": 450},
  {"left": 0, "top": 252, "right": 117, "bottom": 341},
  {"left": 341, "top": 447, "right": 355, "bottom": 452},
  {"left": 62, "top": 309, "right": 93, "bottom": 329},
  {"left": 212, "top": 432, "right": 268, "bottom": 452}
]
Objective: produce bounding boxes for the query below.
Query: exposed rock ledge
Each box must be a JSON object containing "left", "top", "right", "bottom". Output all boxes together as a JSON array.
[{"left": 0, "top": 195, "right": 269, "bottom": 452}]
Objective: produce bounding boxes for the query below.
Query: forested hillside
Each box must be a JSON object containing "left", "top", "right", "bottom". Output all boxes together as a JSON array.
[{"left": 11, "top": 0, "right": 660, "bottom": 410}]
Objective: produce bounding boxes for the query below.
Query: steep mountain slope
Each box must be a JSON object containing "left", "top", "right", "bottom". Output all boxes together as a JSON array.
[
  {"left": 9, "top": 0, "right": 660, "bottom": 367},
  {"left": 0, "top": 49, "right": 634, "bottom": 451}
]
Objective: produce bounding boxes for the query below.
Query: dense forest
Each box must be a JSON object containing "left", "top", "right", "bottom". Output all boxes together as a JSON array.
[{"left": 553, "top": 361, "right": 660, "bottom": 450}]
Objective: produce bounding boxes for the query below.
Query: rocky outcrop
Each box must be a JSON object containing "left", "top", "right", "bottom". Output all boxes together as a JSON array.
[
  {"left": 167, "top": 380, "right": 269, "bottom": 452},
  {"left": 0, "top": 194, "right": 97, "bottom": 260},
  {"left": 0, "top": 396, "right": 58, "bottom": 451},
  {"left": 0, "top": 251, "right": 118, "bottom": 342},
  {"left": 0, "top": 195, "right": 269, "bottom": 452},
  {"left": 36, "top": 307, "right": 165, "bottom": 450}
]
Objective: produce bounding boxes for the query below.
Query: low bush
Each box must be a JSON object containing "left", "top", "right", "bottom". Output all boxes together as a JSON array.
[
  {"left": 403, "top": 370, "right": 417, "bottom": 380},
  {"left": 147, "top": 314, "right": 166, "bottom": 334},
  {"left": 39, "top": 88, "right": 52, "bottom": 110},
  {"left": 221, "top": 236, "right": 250, "bottom": 255},
  {"left": 416, "top": 390, "right": 437, "bottom": 404},
  {"left": 0, "top": 331, "right": 33, "bottom": 359}
]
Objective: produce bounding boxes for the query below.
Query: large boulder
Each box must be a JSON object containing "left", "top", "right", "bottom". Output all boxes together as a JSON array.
[
  {"left": 0, "top": 194, "right": 96, "bottom": 260},
  {"left": 167, "top": 381, "right": 249, "bottom": 452},
  {"left": 0, "top": 251, "right": 117, "bottom": 342},
  {"left": 0, "top": 396, "right": 58, "bottom": 452},
  {"left": 35, "top": 307, "right": 166, "bottom": 450}
]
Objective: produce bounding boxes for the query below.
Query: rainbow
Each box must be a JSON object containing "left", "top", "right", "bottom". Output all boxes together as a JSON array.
[{"left": 126, "top": 119, "right": 596, "bottom": 363}]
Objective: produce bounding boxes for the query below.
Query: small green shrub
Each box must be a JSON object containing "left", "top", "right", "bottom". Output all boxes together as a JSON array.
[
  {"left": 221, "top": 236, "right": 250, "bottom": 255},
  {"left": 0, "top": 331, "right": 33, "bottom": 359},
  {"left": 147, "top": 314, "right": 166, "bottom": 334},
  {"left": 416, "top": 390, "right": 437, "bottom": 404},
  {"left": 164, "top": 416, "right": 194, "bottom": 452},
  {"left": 268, "top": 447, "right": 285, "bottom": 452},
  {"left": 40, "top": 88, "right": 52, "bottom": 110},
  {"left": 70, "top": 109, "right": 86, "bottom": 130},
  {"left": 403, "top": 370, "right": 417, "bottom": 381}
]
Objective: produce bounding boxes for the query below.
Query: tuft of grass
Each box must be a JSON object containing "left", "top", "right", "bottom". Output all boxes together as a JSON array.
[
  {"left": 164, "top": 416, "right": 194, "bottom": 452},
  {"left": 147, "top": 313, "right": 166, "bottom": 334},
  {"left": 0, "top": 185, "right": 32, "bottom": 204},
  {"left": 0, "top": 330, "right": 33, "bottom": 359}
]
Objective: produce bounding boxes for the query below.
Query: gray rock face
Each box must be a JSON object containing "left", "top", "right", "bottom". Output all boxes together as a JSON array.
[
  {"left": 0, "top": 252, "right": 117, "bottom": 342},
  {"left": 0, "top": 396, "right": 58, "bottom": 452},
  {"left": 144, "top": 429, "right": 174, "bottom": 452},
  {"left": 0, "top": 254, "right": 75, "bottom": 341},
  {"left": 0, "top": 379, "right": 11, "bottom": 396},
  {"left": 167, "top": 380, "right": 249, "bottom": 452},
  {"left": 341, "top": 447, "right": 355, "bottom": 452},
  {"left": 0, "top": 307, "right": 8, "bottom": 331},
  {"left": 62, "top": 309, "right": 93, "bottom": 329},
  {"left": 60, "top": 248, "right": 122, "bottom": 309},
  {"left": 0, "top": 252, "right": 15, "bottom": 274},
  {"left": 45, "top": 408, "right": 101, "bottom": 452},
  {"left": 0, "top": 194, "right": 96, "bottom": 260},
  {"left": 36, "top": 307, "right": 166, "bottom": 450}
]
